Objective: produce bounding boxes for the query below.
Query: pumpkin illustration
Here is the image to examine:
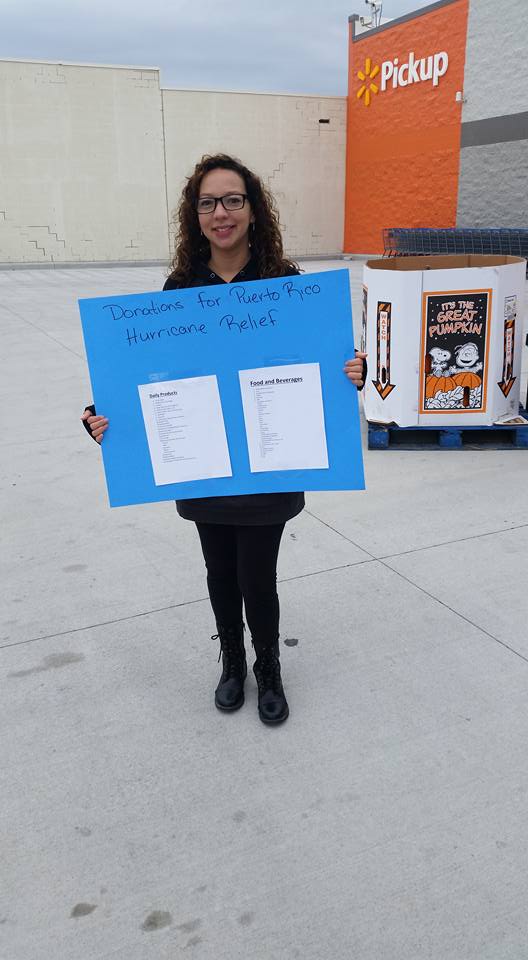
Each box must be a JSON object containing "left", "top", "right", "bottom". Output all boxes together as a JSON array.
[
  {"left": 425, "top": 374, "right": 458, "bottom": 398},
  {"left": 452, "top": 370, "right": 481, "bottom": 408},
  {"left": 452, "top": 371, "right": 481, "bottom": 389}
]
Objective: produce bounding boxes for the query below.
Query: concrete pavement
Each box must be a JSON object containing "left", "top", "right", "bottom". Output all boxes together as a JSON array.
[{"left": 1, "top": 259, "right": 527, "bottom": 960}]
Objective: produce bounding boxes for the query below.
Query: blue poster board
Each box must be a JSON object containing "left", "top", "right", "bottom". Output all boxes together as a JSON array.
[{"left": 79, "top": 269, "right": 364, "bottom": 507}]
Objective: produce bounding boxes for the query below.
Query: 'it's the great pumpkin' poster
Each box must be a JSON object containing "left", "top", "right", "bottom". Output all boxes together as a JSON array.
[{"left": 420, "top": 290, "right": 491, "bottom": 413}]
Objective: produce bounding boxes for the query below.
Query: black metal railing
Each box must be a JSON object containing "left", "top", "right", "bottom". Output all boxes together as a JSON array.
[{"left": 382, "top": 227, "right": 528, "bottom": 260}]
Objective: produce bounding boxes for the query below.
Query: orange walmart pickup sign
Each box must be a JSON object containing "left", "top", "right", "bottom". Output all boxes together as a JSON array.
[{"left": 345, "top": 0, "right": 469, "bottom": 252}]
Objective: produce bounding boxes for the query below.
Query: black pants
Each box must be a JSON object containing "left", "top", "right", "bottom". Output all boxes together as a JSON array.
[{"left": 195, "top": 522, "right": 285, "bottom": 647}]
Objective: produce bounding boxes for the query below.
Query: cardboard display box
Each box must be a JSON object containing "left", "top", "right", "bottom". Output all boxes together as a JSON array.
[{"left": 362, "top": 255, "right": 526, "bottom": 427}]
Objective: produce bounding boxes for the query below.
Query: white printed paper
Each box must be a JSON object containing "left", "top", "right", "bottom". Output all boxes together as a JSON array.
[
  {"left": 138, "top": 377, "right": 232, "bottom": 485},
  {"left": 239, "top": 363, "right": 329, "bottom": 473}
]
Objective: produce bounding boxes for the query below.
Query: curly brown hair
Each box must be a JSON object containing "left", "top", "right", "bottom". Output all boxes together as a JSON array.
[{"left": 167, "top": 154, "right": 298, "bottom": 286}]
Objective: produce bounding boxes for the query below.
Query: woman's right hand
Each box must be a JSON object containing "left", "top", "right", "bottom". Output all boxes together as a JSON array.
[{"left": 81, "top": 409, "right": 109, "bottom": 443}]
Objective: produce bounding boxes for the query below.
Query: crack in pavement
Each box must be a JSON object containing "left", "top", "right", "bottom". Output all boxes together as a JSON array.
[
  {"left": 304, "top": 508, "right": 528, "bottom": 665},
  {"left": 1, "top": 303, "right": 84, "bottom": 359},
  {"left": 2, "top": 519, "right": 526, "bottom": 663}
]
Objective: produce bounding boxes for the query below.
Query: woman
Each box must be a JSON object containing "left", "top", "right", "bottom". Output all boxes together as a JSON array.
[{"left": 83, "top": 154, "right": 366, "bottom": 725}]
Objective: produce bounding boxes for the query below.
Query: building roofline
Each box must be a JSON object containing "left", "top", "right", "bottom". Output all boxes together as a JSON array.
[
  {"left": 162, "top": 85, "right": 345, "bottom": 99},
  {"left": 349, "top": 0, "right": 461, "bottom": 41},
  {"left": 0, "top": 56, "right": 160, "bottom": 71},
  {"left": 0, "top": 57, "right": 345, "bottom": 98}
]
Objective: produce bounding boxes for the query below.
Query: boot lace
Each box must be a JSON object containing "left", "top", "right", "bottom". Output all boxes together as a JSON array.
[
  {"left": 254, "top": 650, "right": 282, "bottom": 694},
  {"left": 212, "top": 628, "right": 245, "bottom": 679}
]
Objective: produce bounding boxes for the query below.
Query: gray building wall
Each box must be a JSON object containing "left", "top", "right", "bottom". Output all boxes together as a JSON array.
[{"left": 457, "top": 0, "right": 528, "bottom": 227}]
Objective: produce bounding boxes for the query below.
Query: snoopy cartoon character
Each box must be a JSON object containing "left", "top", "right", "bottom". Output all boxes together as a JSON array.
[
  {"left": 428, "top": 347, "right": 451, "bottom": 376},
  {"left": 450, "top": 342, "right": 482, "bottom": 375}
]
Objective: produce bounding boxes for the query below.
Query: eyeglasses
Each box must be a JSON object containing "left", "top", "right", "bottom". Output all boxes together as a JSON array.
[{"left": 196, "top": 194, "right": 248, "bottom": 214}]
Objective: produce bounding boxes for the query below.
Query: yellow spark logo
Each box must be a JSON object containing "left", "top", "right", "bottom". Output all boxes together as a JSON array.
[{"left": 357, "top": 57, "right": 380, "bottom": 107}]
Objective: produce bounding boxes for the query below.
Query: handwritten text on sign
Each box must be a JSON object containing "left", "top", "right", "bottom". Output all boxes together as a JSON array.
[{"left": 100, "top": 279, "right": 322, "bottom": 346}]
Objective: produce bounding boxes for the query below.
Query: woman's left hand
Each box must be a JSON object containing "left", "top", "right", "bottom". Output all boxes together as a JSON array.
[{"left": 344, "top": 351, "right": 367, "bottom": 388}]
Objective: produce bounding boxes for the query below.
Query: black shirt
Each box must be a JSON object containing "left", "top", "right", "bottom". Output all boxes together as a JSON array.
[{"left": 163, "top": 257, "right": 306, "bottom": 526}]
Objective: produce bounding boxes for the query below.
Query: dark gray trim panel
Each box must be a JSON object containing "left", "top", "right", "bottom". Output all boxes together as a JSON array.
[
  {"left": 349, "top": 0, "right": 460, "bottom": 41},
  {"left": 461, "top": 112, "right": 528, "bottom": 148}
]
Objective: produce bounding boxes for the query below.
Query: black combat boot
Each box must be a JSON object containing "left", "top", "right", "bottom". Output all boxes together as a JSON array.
[
  {"left": 253, "top": 642, "right": 289, "bottom": 725},
  {"left": 213, "top": 623, "right": 247, "bottom": 711}
]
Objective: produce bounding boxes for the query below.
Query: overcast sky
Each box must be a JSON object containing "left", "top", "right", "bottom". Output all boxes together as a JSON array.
[{"left": 3, "top": 0, "right": 433, "bottom": 96}]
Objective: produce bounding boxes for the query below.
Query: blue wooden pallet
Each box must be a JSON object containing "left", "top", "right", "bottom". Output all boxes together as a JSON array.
[{"left": 368, "top": 408, "right": 528, "bottom": 450}]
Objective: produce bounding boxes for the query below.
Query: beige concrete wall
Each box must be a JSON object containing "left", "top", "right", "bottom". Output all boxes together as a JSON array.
[
  {"left": 0, "top": 60, "right": 346, "bottom": 264},
  {"left": 0, "top": 60, "right": 169, "bottom": 264},
  {"left": 162, "top": 89, "right": 346, "bottom": 258}
]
